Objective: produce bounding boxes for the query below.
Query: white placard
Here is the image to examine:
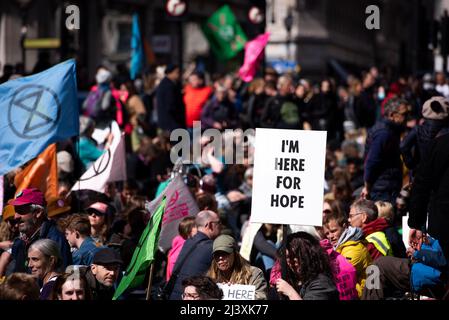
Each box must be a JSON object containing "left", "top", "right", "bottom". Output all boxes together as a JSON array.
[
  {"left": 402, "top": 214, "right": 410, "bottom": 248},
  {"left": 217, "top": 283, "right": 256, "bottom": 300},
  {"left": 239, "top": 221, "right": 262, "bottom": 261},
  {"left": 251, "top": 128, "right": 327, "bottom": 226}
]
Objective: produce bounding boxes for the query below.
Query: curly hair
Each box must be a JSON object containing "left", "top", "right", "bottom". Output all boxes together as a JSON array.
[
  {"left": 182, "top": 276, "right": 223, "bottom": 300},
  {"left": 282, "top": 232, "right": 334, "bottom": 291}
]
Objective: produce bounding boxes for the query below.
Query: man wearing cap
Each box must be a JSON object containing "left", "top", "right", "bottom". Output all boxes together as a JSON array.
[
  {"left": 168, "top": 210, "right": 222, "bottom": 300},
  {"left": 401, "top": 96, "right": 449, "bottom": 174},
  {"left": 85, "top": 247, "right": 123, "bottom": 300},
  {"left": 155, "top": 64, "right": 186, "bottom": 132},
  {"left": 10, "top": 188, "right": 72, "bottom": 273}
]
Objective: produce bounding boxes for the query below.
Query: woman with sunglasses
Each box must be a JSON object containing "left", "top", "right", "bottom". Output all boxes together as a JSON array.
[
  {"left": 86, "top": 202, "right": 111, "bottom": 246},
  {"left": 207, "top": 234, "right": 268, "bottom": 300}
]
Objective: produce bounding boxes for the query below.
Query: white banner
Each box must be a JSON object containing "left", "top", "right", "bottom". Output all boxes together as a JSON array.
[
  {"left": 146, "top": 175, "right": 199, "bottom": 252},
  {"left": 239, "top": 221, "right": 262, "bottom": 261},
  {"left": 251, "top": 129, "right": 327, "bottom": 226},
  {"left": 217, "top": 283, "right": 256, "bottom": 300},
  {"left": 71, "top": 121, "right": 126, "bottom": 193}
]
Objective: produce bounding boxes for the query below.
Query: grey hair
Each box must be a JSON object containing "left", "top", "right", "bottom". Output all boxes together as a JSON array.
[
  {"left": 384, "top": 98, "right": 408, "bottom": 117},
  {"left": 351, "top": 199, "right": 378, "bottom": 222},
  {"left": 29, "top": 239, "right": 62, "bottom": 269},
  {"left": 195, "top": 210, "right": 218, "bottom": 228}
]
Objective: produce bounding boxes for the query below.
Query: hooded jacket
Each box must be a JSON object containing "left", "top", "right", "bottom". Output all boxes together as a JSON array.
[
  {"left": 335, "top": 227, "right": 372, "bottom": 297},
  {"left": 362, "top": 218, "right": 393, "bottom": 260},
  {"left": 320, "top": 239, "right": 359, "bottom": 300}
]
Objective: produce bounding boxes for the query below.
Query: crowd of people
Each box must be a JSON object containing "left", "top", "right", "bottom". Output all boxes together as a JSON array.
[{"left": 1, "top": 60, "right": 449, "bottom": 300}]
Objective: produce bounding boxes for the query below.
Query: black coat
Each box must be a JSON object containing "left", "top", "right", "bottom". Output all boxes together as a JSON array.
[
  {"left": 155, "top": 77, "right": 185, "bottom": 131},
  {"left": 409, "top": 132, "right": 449, "bottom": 249},
  {"left": 168, "top": 232, "right": 213, "bottom": 300}
]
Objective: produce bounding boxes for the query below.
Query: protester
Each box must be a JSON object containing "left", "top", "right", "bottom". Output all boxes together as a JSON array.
[
  {"left": 168, "top": 210, "right": 222, "bottom": 300},
  {"left": 361, "top": 98, "right": 409, "bottom": 203},
  {"left": 63, "top": 214, "right": 102, "bottom": 266},
  {"left": 27, "top": 239, "right": 63, "bottom": 300},
  {"left": 86, "top": 202, "right": 111, "bottom": 246},
  {"left": 85, "top": 247, "right": 123, "bottom": 300},
  {"left": 182, "top": 275, "right": 223, "bottom": 300},
  {"left": 166, "top": 216, "right": 197, "bottom": 281},
  {"left": 10, "top": 188, "right": 72, "bottom": 273},
  {"left": 50, "top": 271, "right": 92, "bottom": 300},
  {"left": 323, "top": 212, "right": 372, "bottom": 297},
  {"left": 208, "top": 234, "right": 268, "bottom": 300},
  {"left": 0, "top": 273, "right": 40, "bottom": 300},
  {"left": 155, "top": 64, "right": 185, "bottom": 132},
  {"left": 275, "top": 232, "right": 339, "bottom": 300},
  {"left": 184, "top": 71, "right": 213, "bottom": 131}
]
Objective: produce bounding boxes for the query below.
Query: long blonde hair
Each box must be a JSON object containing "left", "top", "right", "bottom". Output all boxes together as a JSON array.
[{"left": 207, "top": 251, "right": 253, "bottom": 285}]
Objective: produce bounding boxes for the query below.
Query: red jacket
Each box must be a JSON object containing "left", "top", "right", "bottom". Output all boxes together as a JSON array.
[{"left": 362, "top": 218, "right": 391, "bottom": 260}]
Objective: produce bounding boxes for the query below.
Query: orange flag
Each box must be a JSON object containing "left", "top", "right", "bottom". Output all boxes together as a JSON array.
[{"left": 14, "top": 144, "right": 58, "bottom": 203}]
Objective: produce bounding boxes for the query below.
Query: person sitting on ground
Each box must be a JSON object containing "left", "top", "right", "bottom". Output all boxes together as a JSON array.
[
  {"left": 323, "top": 212, "right": 372, "bottom": 297},
  {"left": 275, "top": 232, "right": 339, "bottom": 300},
  {"left": 62, "top": 214, "right": 102, "bottom": 266},
  {"left": 0, "top": 273, "right": 40, "bottom": 300},
  {"left": 348, "top": 198, "right": 394, "bottom": 260},
  {"left": 207, "top": 234, "right": 268, "bottom": 300},
  {"left": 362, "top": 235, "right": 448, "bottom": 300},
  {"left": 375, "top": 200, "right": 406, "bottom": 258},
  {"left": 182, "top": 275, "right": 223, "bottom": 300}
]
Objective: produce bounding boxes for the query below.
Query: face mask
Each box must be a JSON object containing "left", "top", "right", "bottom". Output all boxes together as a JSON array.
[
  {"left": 96, "top": 69, "right": 112, "bottom": 84},
  {"left": 377, "top": 90, "right": 385, "bottom": 100}
]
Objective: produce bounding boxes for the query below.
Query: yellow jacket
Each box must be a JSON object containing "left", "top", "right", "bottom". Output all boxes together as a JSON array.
[{"left": 336, "top": 240, "right": 372, "bottom": 298}]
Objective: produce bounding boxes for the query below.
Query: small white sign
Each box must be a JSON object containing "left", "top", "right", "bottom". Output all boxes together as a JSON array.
[
  {"left": 402, "top": 214, "right": 410, "bottom": 248},
  {"left": 152, "top": 35, "right": 172, "bottom": 53},
  {"left": 251, "top": 128, "right": 327, "bottom": 226},
  {"left": 217, "top": 283, "right": 256, "bottom": 300}
]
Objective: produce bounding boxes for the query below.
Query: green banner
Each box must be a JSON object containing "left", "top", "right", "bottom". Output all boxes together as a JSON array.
[
  {"left": 112, "top": 197, "right": 166, "bottom": 300},
  {"left": 202, "top": 5, "right": 247, "bottom": 60}
]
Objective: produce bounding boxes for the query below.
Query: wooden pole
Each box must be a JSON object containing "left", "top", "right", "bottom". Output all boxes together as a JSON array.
[{"left": 145, "top": 263, "right": 155, "bottom": 301}]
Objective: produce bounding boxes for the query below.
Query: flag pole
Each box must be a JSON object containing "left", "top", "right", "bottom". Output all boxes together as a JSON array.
[{"left": 145, "top": 262, "right": 155, "bottom": 300}]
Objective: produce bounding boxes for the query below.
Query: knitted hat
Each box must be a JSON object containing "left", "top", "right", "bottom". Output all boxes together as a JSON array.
[{"left": 422, "top": 96, "right": 449, "bottom": 120}]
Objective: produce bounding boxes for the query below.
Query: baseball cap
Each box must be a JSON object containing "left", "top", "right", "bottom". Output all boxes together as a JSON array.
[
  {"left": 11, "top": 188, "right": 45, "bottom": 207},
  {"left": 92, "top": 248, "right": 123, "bottom": 265},
  {"left": 86, "top": 202, "right": 108, "bottom": 216},
  {"left": 213, "top": 235, "right": 236, "bottom": 254},
  {"left": 47, "top": 197, "right": 71, "bottom": 218}
]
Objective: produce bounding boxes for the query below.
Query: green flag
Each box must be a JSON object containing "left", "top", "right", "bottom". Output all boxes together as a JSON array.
[
  {"left": 112, "top": 197, "right": 166, "bottom": 300},
  {"left": 202, "top": 5, "right": 247, "bottom": 60}
]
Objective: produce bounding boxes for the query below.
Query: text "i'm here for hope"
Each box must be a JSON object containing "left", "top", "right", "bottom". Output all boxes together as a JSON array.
[{"left": 271, "top": 140, "right": 305, "bottom": 208}]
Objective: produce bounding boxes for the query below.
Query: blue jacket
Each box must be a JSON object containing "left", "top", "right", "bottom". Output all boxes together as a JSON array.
[
  {"left": 73, "top": 237, "right": 102, "bottom": 266},
  {"left": 364, "top": 119, "right": 403, "bottom": 193},
  {"left": 410, "top": 238, "right": 447, "bottom": 292},
  {"left": 168, "top": 232, "right": 213, "bottom": 300}
]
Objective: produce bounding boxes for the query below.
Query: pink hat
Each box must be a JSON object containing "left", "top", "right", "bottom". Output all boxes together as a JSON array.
[
  {"left": 11, "top": 188, "right": 46, "bottom": 207},
  {"left": 86, "top": 202, "right": 108, "bottom": 215}
]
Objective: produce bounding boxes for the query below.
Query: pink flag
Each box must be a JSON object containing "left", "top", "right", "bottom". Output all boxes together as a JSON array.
[{"left": 239, "top": 32, "right": 270, "bottom": 82}]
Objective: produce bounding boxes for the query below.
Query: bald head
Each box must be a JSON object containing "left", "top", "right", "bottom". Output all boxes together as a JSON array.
[{"left": 195, "top": 210, "right": 222, "bottom": 240}]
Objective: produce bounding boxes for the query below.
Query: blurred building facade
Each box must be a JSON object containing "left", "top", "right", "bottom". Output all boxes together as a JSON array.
[{"left": 266, "top": 0, "right": 437, "bottom": 80}]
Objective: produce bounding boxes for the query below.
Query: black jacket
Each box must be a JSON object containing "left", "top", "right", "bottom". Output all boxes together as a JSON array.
[
  {"left": 261, "top": 94, "right": 301, "bottom": 129},
  {"left": 168, "top": 232, "right": 213, "bottom": 300},
  {"left": 155, "top": 77, "right": 185, "bottom": 131},
  {"left": 400, "top": 119, "right": 449, "bottom": 171},
  {"left": 299, "top": 274, "right": 339, "bottom": 300},
  {"left": 409, "top": 132, "right": 449, "bottom": 246}
]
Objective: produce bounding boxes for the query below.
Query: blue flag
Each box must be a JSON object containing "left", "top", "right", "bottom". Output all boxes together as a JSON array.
[
  {"left": 0, "top": 59, "right": 79, "bottom": 176},
  {"left": 130, "top": 13, "right": 143, "bottom": 80}
]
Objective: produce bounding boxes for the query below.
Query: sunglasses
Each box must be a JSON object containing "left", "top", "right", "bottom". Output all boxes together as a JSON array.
[{"left": 87, "top": 209, "right": 105, "bottom": 216}]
